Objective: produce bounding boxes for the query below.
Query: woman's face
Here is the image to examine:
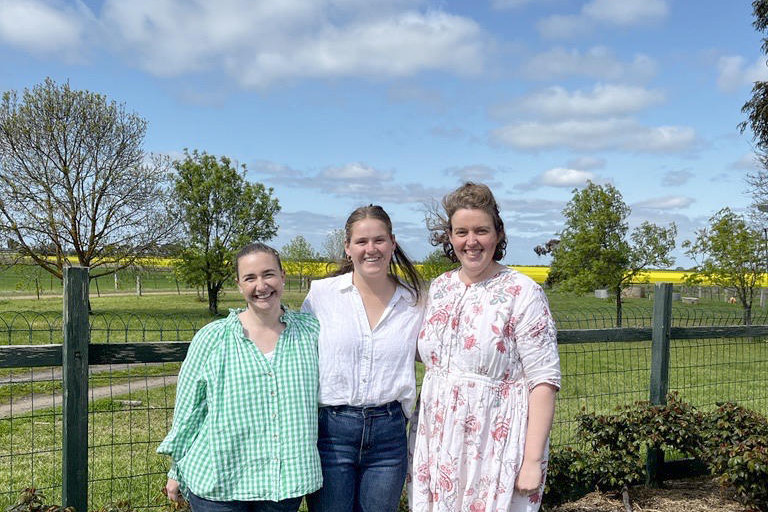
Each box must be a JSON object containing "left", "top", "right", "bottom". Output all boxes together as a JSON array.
[
  {"left": 236, "top": 251, "right": 285, "bottom": 312},
  {"left": 448, "top": 208, "right": 500, "bottom": 283},
  {"left": 345, "top": 218, "right": 396, "bottom": 281}
]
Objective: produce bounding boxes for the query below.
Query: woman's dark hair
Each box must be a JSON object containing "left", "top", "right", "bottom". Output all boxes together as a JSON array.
[
  {"left": 331, "top": 205, "right": 423, "bottom": 302},
  {"left": 235, "top": 242, "right": 282, "bottom": 278},
  {"left": 427, "top": 182, "right": 507, "bottom": 263}
]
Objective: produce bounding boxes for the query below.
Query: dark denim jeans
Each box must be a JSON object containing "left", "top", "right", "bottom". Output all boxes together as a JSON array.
[
  {"left": 188, "top": 493, "right": 302, "bottom": 512},
  {"left": 307, "top": 402, "right": 408, "bottom": 512}
]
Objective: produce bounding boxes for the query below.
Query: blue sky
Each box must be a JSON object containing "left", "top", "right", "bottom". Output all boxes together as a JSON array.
[{"left": 1, "top": 0, "right": 766, "bottom": 266}]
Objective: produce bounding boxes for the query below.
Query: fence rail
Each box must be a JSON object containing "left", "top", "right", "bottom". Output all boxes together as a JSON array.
[{"left": 1, "top": 270, "right": 768, "bottom": 511}]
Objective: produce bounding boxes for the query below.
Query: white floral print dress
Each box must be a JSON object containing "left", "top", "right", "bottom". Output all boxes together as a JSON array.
[{"left": 408, "top": 268, "right": 561, "bottom": 512}]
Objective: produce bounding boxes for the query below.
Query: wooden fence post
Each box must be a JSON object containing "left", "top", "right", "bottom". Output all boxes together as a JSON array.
[
  {"left": 62, "top": 267, "right": 89, "bottom": 512},
  {"left": 647, "top": 282, "right": 672, "bottom": 487}
]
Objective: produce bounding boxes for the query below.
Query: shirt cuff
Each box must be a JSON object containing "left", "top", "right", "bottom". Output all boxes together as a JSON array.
[{"left": 167, "top": 462, "right": 179, "bottom": 481}]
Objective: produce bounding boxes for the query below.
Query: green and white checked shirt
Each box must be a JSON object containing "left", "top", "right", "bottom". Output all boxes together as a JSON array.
[{"left": 157, "top": 309, "right": 322, "bottom": 501}]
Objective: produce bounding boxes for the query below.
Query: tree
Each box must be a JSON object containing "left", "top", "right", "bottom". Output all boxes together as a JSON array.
[
  {"left": 281, "top": 235, "right": 318, "bottom": 291},
  {"left": 322, "top": 228, "right": 346, "bottom": 262},
  {"left": 420, "top": 248, "right": 458, "bottom": 281},
  {"left": 533, "top": 238, "right": 560, "bottom": 257},
  {"left": 683, "top": 208, "right": 763, "bottom": 325},
  {"left": 548, "top": 182, "right": 677, "bottom": 326},
  {"left": 740, "top": 1, "right": 768, "bottom": 216},
  {"left": 0, "top": 78, "right": 177, "bottom": 281},
  {"left": 173, "top": 149, "right": 280, "bottom": 314}
]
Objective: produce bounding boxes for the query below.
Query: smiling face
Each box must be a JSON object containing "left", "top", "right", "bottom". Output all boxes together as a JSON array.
[
  {"left": 345, "top": 217, "right": 396, "bottom": 281},
  {"left": 236, "top": 251, "right": 285, "bottom": 313},
  {"left": 448, "top": 208, "right": 501, "bottom": 283}
]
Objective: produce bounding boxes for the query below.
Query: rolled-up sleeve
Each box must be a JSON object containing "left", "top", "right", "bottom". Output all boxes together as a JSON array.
[
  {"left": 156, "top": 329, "right": 210, "bottom": 477},
  {"left": 514, "top": 284, "right": 561, "bottom": 392}
]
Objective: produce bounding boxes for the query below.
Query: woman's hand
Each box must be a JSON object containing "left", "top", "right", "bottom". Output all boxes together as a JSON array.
[
  {"left": 515, "top": 459, "right": 543, "bottom": 495},
  {"left": 165, "top": 479, "right": 184, "bottom": 503}
]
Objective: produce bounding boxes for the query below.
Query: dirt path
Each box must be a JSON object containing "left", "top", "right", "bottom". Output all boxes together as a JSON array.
[{"left": 0, "top": 372, "right": 177, "bottom": 418}]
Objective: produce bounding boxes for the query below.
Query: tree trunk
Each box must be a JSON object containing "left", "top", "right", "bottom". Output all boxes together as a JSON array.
[
  {"left": 744, "top": 304, "right": 752, "bottom": 326},
  {"left": 615, "top": 286, "right": 623, "bottom": 327},
  {"left": 207, "top": 282, "right": 219, "bottom": 315}
]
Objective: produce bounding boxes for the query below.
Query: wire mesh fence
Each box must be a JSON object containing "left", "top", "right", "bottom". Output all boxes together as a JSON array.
[{"left": 2, "top": 302, "right": 768, "bottom": 510}]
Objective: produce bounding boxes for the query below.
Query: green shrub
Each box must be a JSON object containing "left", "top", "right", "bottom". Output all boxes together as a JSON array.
[
  {"left": 697, "top": 402, "right": 768, "bottom": 511},
  {"left": 543, "top": 396, "right": 768, "bottom": 511}
]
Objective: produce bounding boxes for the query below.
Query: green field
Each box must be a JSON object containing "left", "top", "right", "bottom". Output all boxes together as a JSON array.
[{"left": 1, "top": 288, "right": 767, "bottom": 510}]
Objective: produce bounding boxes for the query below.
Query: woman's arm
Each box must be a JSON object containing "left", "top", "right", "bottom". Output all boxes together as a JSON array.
[{"left": 515, "top": 383, "right": 557, "bottom": 494}]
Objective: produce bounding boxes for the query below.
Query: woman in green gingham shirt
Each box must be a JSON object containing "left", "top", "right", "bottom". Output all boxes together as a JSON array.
[{"left": 157, "top": 243, "right": 322, "bottom": 512}]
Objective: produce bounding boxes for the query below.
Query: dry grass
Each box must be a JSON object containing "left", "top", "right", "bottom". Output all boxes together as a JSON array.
[{"left": 545, "top": 477, "right": 747, "bottom": 512}]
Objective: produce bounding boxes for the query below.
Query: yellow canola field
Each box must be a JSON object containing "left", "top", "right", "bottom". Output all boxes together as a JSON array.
[
  {"left": 282, "top": 263, "right": 694, "bottom": 285},
  {"left": 509, "top": 266, "right": 691, "bottom": 285}
]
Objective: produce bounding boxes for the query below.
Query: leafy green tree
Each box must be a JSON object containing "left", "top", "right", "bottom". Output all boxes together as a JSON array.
[
  {"left": 683, "top": 208, "right": 764, "bottom": 325},
  {"left": 281, "top": 235, "right": 318, "bottom": 291},
  {"left": 0, "top": 78, "right": 177, "bottom": 281},
  {"left": 548, "top": 182, "right": 677, "bottom": 326},
  {"left": 173, "top": 149, "right": 280, "bottom": 314},
  {"left": 419, "top": 248, "right": 458, "bottom": 281}
]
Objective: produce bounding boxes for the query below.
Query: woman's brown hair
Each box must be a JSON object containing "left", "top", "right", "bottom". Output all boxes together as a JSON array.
[
  {"left": 427, "top": 182, "right": 507, "bottom": 263},
  {"left": 331, "top": 205, "right": 423, "bottom": 302}
]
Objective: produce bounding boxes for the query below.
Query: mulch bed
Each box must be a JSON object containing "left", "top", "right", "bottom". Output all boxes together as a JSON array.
[{"left": 544, "top": 477, "right": 747, "bottom": 512}]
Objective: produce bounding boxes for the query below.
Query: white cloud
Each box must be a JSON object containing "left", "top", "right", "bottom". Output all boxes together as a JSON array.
[
  {"left": 255, "top": 159, "right": 446, "bottom": 204},
  {"left": 445, "top": 164, "right": 500, "bottom": 184},
  {"left": 321, "top": 162, "right": 390, "bottom": 181},
  {"left": 514, "top": 167, "right": 597, "bottom": 191},
  {"left": 633, "top": 195, "right": 694, "bottom": 210},
  {"left": 538, "top": 168, "right": 595, "bottom": 187},
  {"left": 717, "top": 55, "right": 768, "bottom": 92},
  {"left": 537, "top": 14, "right": 590, "bottom": 40},
  {"left": 521, "top": 46, "right": 656, "bottom": 82},
  {"left": 99, "top": 0, "right": 485, "bottom": 87},
  {"left": 566, "top": 156, "right": 605, "bottom": 170},
  {"left": 490, "top": 0, "right": 534, "bottom": 9},
  {"left": 662, "top": 169, "right": 694, "bottom": 186},
  {"left": 491, "top": 118, "right": 696, "bottom": 152},
  {"left": 538, "top": 0, "right": 668, "bottom": 39},
  {"left": 582, "top": 0, "right": 667, "bottom": 26},
  {"left": 512, "top": 84, "right": 664, "bottom": 119},
  {"left": 729, "top": 153, "right": 760, "bottom": 171},
  {"left": 0, "top": 0, "right": 87, "bottom": 58}
]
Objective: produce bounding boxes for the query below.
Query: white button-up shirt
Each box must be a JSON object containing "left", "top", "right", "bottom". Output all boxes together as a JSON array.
[{"left": 301, "top": 272, "right": 424, "bottom": 417}]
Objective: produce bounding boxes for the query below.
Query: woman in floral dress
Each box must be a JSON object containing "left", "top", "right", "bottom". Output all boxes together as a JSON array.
[{"left": 409, "top": 183, "right": 561, "bottom": 512}]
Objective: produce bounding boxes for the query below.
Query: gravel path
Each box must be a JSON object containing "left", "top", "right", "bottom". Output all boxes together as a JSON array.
[{"left": 0, "top": 371, "right": 178, "bottom": 418}]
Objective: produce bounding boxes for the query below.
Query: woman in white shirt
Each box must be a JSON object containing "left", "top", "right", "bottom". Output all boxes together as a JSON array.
[{"left": 302, "top": 205, "right": 424, "bottom": 512}]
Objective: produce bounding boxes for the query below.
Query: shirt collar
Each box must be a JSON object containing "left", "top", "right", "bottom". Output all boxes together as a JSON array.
[{"left": 336, "top": 272, "right": 411, "bottom": 305}]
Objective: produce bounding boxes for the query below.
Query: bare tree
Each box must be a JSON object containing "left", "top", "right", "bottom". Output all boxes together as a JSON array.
[
  {"left": 322, "top": 228, "right": 346, "bottom": 262},
  {"left": 0, "top": 78, "right": 178, "bottom": 280}
]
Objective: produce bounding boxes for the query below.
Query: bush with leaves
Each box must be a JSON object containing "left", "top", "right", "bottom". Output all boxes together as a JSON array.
[
  {"left": 697, "top": 402, "right": 768, "bottom": 511},
  {"left": 543, "top": 396, "right": 768, "bottom": 510}
]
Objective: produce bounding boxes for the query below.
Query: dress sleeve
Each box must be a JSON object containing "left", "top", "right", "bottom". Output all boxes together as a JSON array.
[
  {"left": 156, "top": 326, "right": 212, "bottom": 471},
  {"left": 514, "top": 283, "right": 561, "bottom": 392}
]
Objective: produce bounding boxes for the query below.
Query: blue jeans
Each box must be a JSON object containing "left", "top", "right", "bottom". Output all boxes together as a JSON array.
[
  {"left": 188, "top": 493, "right": 302, "bottom": 512},
  {"left": 307, "top": 402, "right": 407, "bottom": 512}
]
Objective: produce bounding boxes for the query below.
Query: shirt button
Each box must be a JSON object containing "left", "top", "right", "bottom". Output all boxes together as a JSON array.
[
  {"left": 272, "top": 413, "right": 277, "bottom": 419},
  {"left": 271, "top": 391, "right": 276, "bottom": 396}
]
